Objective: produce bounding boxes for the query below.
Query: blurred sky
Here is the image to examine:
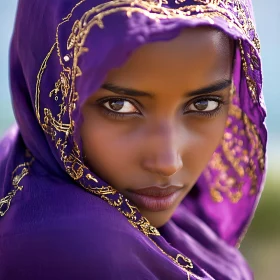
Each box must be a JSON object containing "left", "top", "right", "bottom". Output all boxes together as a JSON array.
[{"left": 0, "top": 0, "right": 279, "bottom": 169}]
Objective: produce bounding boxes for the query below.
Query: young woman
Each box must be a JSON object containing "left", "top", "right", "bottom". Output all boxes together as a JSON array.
[{"left": 0, "top": 0, "right": 266, "bottom": 279}]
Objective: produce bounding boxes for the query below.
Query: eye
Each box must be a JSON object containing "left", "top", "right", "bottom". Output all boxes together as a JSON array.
[
  {"left": 103, "top": 99, "right": 139, "bottom": 114},
  {"left": 187, "top": 98, "right": 221, "bottom": 112}
]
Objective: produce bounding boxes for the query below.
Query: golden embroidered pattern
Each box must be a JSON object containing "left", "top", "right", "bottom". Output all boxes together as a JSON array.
[
  {"left": 0, "top": 152, "right": 34, "bottom": 217},
  {"left": 208, "top": 87, "right": 264, "bottom": 203}
]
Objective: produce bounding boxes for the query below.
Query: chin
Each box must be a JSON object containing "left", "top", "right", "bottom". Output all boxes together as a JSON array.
[{"left": 140, "top": 208, "right": 175, "bottom": 228}]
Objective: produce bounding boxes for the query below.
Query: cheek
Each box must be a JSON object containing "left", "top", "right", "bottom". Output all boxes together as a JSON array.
[
  {"left": 192, "top": 117, "right": 227, "bottom": 147},
  {"left": 80, "top": 114, "right": 138, "bottom": 184},
  {"left": 181, "top": 113, "right": 228, "bottom": 174}
]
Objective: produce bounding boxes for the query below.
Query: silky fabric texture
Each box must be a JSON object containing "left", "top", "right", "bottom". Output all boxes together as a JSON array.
[{"left": 0, "top": 1, "right": 266, "bottom": 279}]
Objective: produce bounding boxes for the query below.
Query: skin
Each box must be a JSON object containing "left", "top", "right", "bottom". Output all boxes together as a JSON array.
[{"left": 81, "top": 27, "right": 233, "bottom": 228}]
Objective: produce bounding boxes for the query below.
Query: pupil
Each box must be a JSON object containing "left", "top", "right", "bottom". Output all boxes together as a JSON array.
[
  {"left": 109, "top": 100, "right": 124, "bottom": 111},
  {"left": 194, "top": 100, "right": 208, "bottom": 111}
]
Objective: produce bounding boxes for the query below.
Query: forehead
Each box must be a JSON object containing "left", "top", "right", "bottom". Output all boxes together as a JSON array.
[{"left": 106, "top": 27, "right": 232, "bottom": 87}]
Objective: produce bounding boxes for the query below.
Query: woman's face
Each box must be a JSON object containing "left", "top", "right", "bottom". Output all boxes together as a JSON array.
[{"left": 81, "top": 27, "right": 233, "bottom": 227}]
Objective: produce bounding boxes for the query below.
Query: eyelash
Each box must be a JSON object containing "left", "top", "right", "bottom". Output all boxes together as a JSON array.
[
  {"left": 97, "top": 97, "right": 141, "bottom": 120},
  {"left": 97, "top": 96, "right": 227, "bottom": 120},
  {"left": 184, "top": 96, "right": 227, "bottom": 118}
]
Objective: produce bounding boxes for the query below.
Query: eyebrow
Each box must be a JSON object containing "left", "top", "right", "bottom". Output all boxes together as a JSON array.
[{"left": 101, "top": 79, "right": 232, "bottom": 98}]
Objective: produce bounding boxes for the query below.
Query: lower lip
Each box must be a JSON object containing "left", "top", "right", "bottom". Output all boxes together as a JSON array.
[{"left": 127, "top": 190, "right": 181, "bottom": 212}]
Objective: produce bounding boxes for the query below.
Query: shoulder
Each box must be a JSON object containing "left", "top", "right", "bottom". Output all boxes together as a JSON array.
[
  {"left": 0, "top": 172, "right": 190, "bottom": 280},
  {"left": 1, "top": 170, "right": 133, "bottom": 238},
  {"left": 0, "top": 174, "right": 162, "bottom": 280}
]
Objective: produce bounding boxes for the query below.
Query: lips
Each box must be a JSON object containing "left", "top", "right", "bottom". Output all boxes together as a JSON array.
[
  {"left": 126, "top": 185, "right": 183, "bottom": 212},
  {"left": 131, "top": 186, "right": 182, "bottom": 197}
]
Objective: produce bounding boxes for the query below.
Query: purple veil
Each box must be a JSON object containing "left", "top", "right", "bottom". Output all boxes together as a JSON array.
[{"left": 0, "top": 1, "right": 266, "bottom": 279}]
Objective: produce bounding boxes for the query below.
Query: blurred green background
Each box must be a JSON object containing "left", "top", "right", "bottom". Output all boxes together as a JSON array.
[{"left": 0, "top": 1, "right": 279, "bottom": 279}]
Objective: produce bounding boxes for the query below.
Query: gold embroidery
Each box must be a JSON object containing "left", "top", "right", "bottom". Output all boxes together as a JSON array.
[
  {"left": 148, "top": 238, "right": 202, "bottom": 279},
  {"left": 0, "top": 153, "right": 34, "bottom": 217},
  {"left": 239, "top": 40, "right": 258, "bottom": 102},
  {"left": 176, "top": 254, "right": 194, "bottom": 269},
  {"left": 81, "top": 174, "right": 160, "bottom": 236},
  {"left": 207, "top": 86, "right": 264, "bottom": 203}
]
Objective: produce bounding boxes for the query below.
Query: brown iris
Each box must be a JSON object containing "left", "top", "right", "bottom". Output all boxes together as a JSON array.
[
  {"left": 194, "top": 100, "right": 208, "bottom": 111},
  {"left": 109, "top": 100, "right": 124, "bottom": 111}
]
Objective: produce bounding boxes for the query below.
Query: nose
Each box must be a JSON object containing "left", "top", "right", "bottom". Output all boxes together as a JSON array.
[{"left": 142, "top": 124, "right": 183, "bottom": 177}]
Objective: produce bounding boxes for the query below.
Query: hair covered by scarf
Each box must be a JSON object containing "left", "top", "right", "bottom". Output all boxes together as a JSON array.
[{"left": 0, "top": 1, "right": 266, "bottom": 279}]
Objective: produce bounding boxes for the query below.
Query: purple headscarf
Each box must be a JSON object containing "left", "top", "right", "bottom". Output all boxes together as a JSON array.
[{"left": 0, "top": 1, "right": 266, "bottom": 279}]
